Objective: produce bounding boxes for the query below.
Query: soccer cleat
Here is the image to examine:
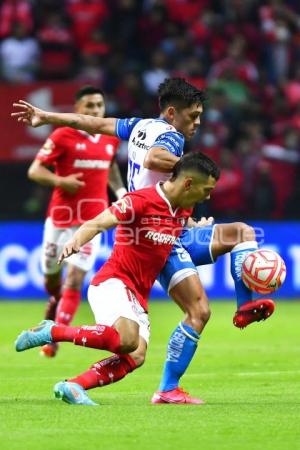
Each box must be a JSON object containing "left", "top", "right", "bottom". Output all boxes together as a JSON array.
[
  {"left": 54, "top": 381, "right": 98, "bottom": 406},
  {"left": 151, "top": 387, "right": 204, "bottom": 405},
  {"left": 233, "top": 299, "right": 275, "bottom": 329},
  {"left": 15, "top": 320, "right": 55, "bottom": 352},
  {"left": 40, "top": 343, "right": 59, "bottom": 358}
]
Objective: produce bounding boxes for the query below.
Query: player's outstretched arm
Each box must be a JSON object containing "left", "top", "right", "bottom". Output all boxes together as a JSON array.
[
  {"left": 11, "top": 100, "right": 117, "bottom": 135},
  {"left": 58, "top": 209, "right": 119, "bottom": 264}
]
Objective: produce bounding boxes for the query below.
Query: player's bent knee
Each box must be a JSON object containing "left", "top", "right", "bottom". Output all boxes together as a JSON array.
[
  {"left": 189, "top": 304, "right": 211, "bottom": 330},
  {"left": 119, "top": 335, "right": 139, "bottom": 354},
  {"left": 233, "top": 222, "right": 256, "bottom": 243}
]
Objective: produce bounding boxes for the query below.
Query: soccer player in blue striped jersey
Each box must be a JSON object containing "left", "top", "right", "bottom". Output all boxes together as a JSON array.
[{"left": 12, "top": 78, "right": 274, "bottom": 405}]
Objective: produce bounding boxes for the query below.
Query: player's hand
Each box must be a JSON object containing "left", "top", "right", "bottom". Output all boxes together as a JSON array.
[
  {"left": 11, "top": 100, "right": 47, "bottom": 127},
  {"left": 57, "top": 240, "right": 81, "bottom": 265},
  {"left": 195, "top": 216, "right": 214, "bottom": 227},
  {"left": 58, "top": 173, "right": 86, "bottom": 194}
]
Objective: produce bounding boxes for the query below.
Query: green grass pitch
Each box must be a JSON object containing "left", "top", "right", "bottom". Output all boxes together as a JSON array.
[{"left": 0, "top": 300, "right": 300, "bottom": 450}]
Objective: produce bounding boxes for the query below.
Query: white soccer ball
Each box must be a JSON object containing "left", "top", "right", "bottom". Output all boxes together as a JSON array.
[{"left": 242, "top": 249, "right": 286, "bottom": 295}]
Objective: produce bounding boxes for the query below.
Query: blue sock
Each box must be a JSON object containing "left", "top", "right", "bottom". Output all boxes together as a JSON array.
[
  {"left": 159, "top": 322, "right": 200, "bottom": 392},
  {"left": 231, "top": 241, "right": 258, "bottom": 308}
]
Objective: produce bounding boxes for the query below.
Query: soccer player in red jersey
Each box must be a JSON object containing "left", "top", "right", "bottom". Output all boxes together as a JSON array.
[
  {"left": 15, "top": 152, "right": 220, "bottom": 405},
  {"left": 12, "top": 78, "right": 274, "bottom": 404},
  {"left": 27, "top": 86, "right": 126, "bottom": 357}
]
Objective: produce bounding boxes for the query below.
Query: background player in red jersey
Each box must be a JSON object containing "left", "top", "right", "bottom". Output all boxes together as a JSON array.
[
  {"left": 27, "top": 86, "right": 126, "bottom": 357},
  {"left": 15, "top": 152, "right": 220, "bottom": 406}
]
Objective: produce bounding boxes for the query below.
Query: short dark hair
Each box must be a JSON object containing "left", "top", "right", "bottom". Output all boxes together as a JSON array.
[
  {"left": 75, "top": 85, "right": 104, "bottom": 102},
  {"left": 158, "top": 78, "right": 206, "bottom": 111},
  {"left": 172, "top": 152, "right": 220, "bottom": 181}
]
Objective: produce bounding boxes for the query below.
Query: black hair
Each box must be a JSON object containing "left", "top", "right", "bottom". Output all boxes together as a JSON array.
[
  {"left": 158, "top": 78, "right": 206, "bottom": 111},
  {"left": 75, "top": 85, "right": 104, "bottom": 102},
  {"left": 172, "top": 152, "right": 220, "bottom": 181}
]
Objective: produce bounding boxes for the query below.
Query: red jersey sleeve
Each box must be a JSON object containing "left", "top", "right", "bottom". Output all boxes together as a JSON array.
[
  {"left": 109, "top": 192, "right": 145, "bottom": 224},
  {"left": 35, "top": 127, "right": 67, "bottom": 165}
]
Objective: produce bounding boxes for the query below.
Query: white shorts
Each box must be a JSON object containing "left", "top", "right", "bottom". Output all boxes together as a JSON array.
[
  {"left": 88, "top": 278, "right": 150, "bottom": 344},
  {"left": 41, "top": 217, "right": 100, "bottom": 275}
]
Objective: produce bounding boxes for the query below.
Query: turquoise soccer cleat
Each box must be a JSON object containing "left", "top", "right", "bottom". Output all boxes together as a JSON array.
[
  {"left": 54, "top": 381, "right": 98, "bottom": 406},
  {"left": 15, "top": 320, "right": 55, "bottom": 352}
]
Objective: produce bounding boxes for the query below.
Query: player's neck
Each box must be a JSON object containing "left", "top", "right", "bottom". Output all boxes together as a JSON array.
[{"left": 160, "top": 181, "right": 180, "bottom": 208}]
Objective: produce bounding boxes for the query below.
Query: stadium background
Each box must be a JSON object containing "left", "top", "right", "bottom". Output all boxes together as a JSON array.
[{"left": 1, "top": 0, "right": 300, "bottom": 300}]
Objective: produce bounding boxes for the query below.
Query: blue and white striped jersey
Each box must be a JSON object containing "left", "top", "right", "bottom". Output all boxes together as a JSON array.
[{"left": 116, "top": 117, "right": 185, "bottom": 192}]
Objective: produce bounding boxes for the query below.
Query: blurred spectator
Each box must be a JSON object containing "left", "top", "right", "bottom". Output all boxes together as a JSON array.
[
  {"left": 143, "top": 49, "right": 170, "bottom": 95},
  {"left": 66, "top": 0, "right": 109, "bottom": 49},
  {"left": 250, "top": 160, "right": 276, "bottom": 219},
  {"left": 262, "top": 127, "right": 300, "bottom": 218},
  {"left": 37, "top": 12, "right": 75, "bottom": 79},
  {"left": 75, "top": 53, "right": 105, "bottom": 85},
  {"left": 210, "top": 149, "right": 245, "bottom": 219},
  {"left": 208, "top": 35, "right": 259, "bottom": 91},
  {"left": 0, "top": 0, "right": 33, "bottom": 39},
  {"left": 0, "top": 21, "right": 40, "bottom": 82}
]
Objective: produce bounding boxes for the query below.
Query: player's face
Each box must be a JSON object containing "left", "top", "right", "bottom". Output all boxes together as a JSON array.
[
  {"left": 173, "top": 104, "right": 203, "bottom": 140},
  {"left": 179, "top": 174, "right": 217, "bottom": 208},
  {"left": 75, "top": 93, "right": 105, "bottom": 118}
]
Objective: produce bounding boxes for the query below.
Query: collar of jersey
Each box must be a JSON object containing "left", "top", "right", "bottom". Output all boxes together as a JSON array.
[{"left": 156, "top": 182, "right": 179, "bottom": 217}]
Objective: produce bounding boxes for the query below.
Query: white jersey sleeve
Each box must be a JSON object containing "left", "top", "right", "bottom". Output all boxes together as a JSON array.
[{"left": 116, "top": 118, "right": 185, "bottom": 192}]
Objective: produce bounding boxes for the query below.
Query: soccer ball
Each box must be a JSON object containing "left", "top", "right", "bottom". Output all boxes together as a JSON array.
[{"left": 242, "top": 249, "right": 286, "bottom": 294}]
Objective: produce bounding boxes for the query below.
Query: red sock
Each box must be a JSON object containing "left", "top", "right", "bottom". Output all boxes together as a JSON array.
[
  {"left": 51, "top": 325, "right": 80, "bottom": 342},
  {"left": 69, "top": 354, "right": 137, "bottom": 390},
  {"left": 51, "top": 324, "right": 121, "bottom": 353},
  {"left": 55, "top": 287, "right": 80, "bottom": 325}
]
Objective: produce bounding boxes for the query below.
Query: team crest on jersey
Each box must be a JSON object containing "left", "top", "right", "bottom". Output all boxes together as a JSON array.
[
  {"left": 40, "top": 138, "right": 54, "bottom": 155},
  {"left": 137, "top": 130, "right": 146, "bottom": 140},
  {"left": 113, "top": 196, "right": 132, "bottom": 214}
]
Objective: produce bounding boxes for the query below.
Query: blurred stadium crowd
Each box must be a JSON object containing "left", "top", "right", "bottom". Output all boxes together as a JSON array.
[{"left": 1, "top": 0, "right": 300, "bottom": 220}]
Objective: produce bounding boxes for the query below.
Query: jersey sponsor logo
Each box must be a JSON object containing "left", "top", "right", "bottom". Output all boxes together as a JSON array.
[
  {"left": 166, "top": 331, "right": 186, "bottom": 362},
  {"left": 132, "top": 136, "right": 151, "bottom": 150},
  {"left": 40, "top": 138, "right": 54, "bottom": 156},
  {"left": 144, "top": 230, "right": 177, "bottom": 245},
  {"left": 75, "top": 143, "right": 86, "bottom": 151},
  {"left": 113, "top": 196, "right": 133, "bottom": 214},
  {"left": 73, "top": 159, "right": 110, "bottom": 169}
]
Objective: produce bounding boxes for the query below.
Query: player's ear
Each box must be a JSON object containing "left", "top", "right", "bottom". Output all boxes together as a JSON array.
[
  {"left": 166, "top": 106, "right": 176, "bottom": 120},
  {"left": 183, "top": 177, "right": 192, "bottom": 190}
]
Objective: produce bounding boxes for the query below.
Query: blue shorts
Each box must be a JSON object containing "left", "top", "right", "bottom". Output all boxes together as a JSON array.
[{"left": 157, "top": 225, "right": 215, "bottom": 293}]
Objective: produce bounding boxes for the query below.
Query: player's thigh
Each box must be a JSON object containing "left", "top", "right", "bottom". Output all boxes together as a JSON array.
[
  {"left": 179, "top": 225, "right": 216, "bottom": 266},
  {"left": 88, "top": 278, "right": 150, "bottom": 345},
  {"left": 67, "top": 233, "right": 100, "bottom": 273},
  {"left": 158, "top": 243, "right": 198, "bottom": 294},
  {"left": 64, "top": 264, "right": 86, "bottom": 289},
  {"left": 41, "top": 217, "right": 69, "bottom": 275}
]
